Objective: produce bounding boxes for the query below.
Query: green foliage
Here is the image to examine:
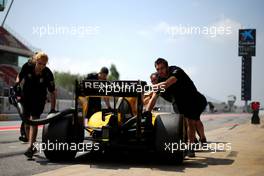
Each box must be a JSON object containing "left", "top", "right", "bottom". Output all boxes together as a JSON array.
[
  {"left": 54, "top": 71, "right": 83, "bottom": 92},
  {"left": 53, "top": 64, "right": 120, "bottom": 91},
  {"left": 108, "top": 64, "right": 120, "bottom": 81}
]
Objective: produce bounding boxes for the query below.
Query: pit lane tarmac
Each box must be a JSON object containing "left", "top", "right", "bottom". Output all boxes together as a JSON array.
[{"left": 1, "top": 113, "right": 263, "bottom": 176}]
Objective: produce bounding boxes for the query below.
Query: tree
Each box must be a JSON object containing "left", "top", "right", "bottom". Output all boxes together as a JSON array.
[
  {"left": 108, "top": 64, "right": 120, "bottom": 81},
  {"left": 54, "top": 71, "right": 83, "bottom": 92},
  {"left": 53, "top": 63, "right": 120, "bottom": 92}
]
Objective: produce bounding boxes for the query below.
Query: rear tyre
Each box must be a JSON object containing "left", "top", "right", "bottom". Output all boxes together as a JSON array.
[
  {"left": 42, "top": 114, "right": 84, "bottom": 161},
  {"left": 154, "top": 113, "right": 186, "bottom": 164}
]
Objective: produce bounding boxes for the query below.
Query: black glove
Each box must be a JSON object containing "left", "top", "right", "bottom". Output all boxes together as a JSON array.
[
  {"left": 142, "top": 111, "right": 153, "bottom": 129},
  {"left": 48, "top": 109, "right": 58, "bottom": 114},
  {"left": 142, "top": 111, "right": 152, "bottom": 118},
  {"left": 13, "top": 83, "right": 22, "bottom": 97},
  {"left": 8, "top": 86, "right": 18, "bottom": 106}
]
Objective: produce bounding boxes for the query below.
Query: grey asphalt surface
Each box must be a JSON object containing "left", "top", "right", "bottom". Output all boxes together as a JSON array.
[{"left": 0, "top": 113, "right": 252, "bottom": 176}]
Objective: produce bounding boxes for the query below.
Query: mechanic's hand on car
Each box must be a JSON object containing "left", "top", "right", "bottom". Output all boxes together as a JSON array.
[
  {"left": 142, "top": 111, "right": 152, "bottom": 118},
  {"left": 48, "top": 109, "right": 59, "bottom": 114},
  {"left": 143, "top": 111, "right": 153, "bottom": 129}
]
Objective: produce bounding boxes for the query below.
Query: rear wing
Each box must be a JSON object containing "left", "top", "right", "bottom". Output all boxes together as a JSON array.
[
  {"left": 76, "top": 80, "right": 147, "bottom": 97},
  {"left": 74, "top": 80, "right": 147, "bottom": 139}
]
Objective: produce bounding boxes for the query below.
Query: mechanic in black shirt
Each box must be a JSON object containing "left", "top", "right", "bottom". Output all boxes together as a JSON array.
[
  {"left": 15, "top": 52, "right": 56, "bottom": 158},
  {"left": 85, "top": 67, "right": 111, "bottom": 119},
  {"left": 143, "top": 73, "right": 159, "bottom": 107},
  {"left": 146, "top": 58, "right": 207, "bottom": 157}
]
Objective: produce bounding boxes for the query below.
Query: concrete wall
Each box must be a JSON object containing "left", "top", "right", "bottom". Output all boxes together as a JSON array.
[
  {"left": 0, "top": 96, "right": 174, "bottom": 114},
  {"left": 0, "top": 96, "right": 74, "bottom": 114}
]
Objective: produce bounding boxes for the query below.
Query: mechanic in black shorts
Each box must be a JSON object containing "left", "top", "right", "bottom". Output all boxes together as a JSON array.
[
  {"left": 146, "top": 58, "right": 207, "bottom": 157},
  {"left": 15, "top": 52, "right": 56, "bottom": 158},
  {"left": 85, "top": 67, "right": 112, "bottom": 119}
]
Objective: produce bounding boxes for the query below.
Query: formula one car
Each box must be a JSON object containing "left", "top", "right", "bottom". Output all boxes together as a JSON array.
[{"left": 10, "top": 80, "right": 186, "bottom": 163}]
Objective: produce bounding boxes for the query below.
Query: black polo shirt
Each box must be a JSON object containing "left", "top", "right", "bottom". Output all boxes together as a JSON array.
[
  {"left": 86, "top": 73, "right": 99, "bottom": 80},
  {"left": 19, "top": 62, "right": 55, "bottom": 102},
  {"left": 158, "top": 66, "right": 207, "bottom": 115}
]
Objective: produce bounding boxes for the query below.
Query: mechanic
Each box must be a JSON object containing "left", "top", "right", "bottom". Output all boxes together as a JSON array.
[
  {"left": 143, "top": 72, "right": 158, "bottom": 106},
  {"left": 85, "top": 67, "right": 112, "bottom": 119},
  {"left": 146, "top": 58, "right": 207, "bottom": 157},
  {"left": 150, "top": 72, "right": 158, "bottom": 85},
  {"left": 15, "top": 52, "right": 57, "bottom": 158}
]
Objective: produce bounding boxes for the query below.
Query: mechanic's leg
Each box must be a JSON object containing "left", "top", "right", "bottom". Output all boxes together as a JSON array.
[
  {"left": 196, "top": 127, "right": 201, "bottom": 138},
  {"left": 29, "top": 116, "right": 38, "bottom": 148},
  {"left": 183, "top": 117, "right": 188, "bottom": 143},
  {"left": 24, "top": 116, "right": 38, "bottom": 158},
  {"left": 195, "top": 120, "right": 206, "bottom": 141},
  {"left": 186, "top": 118, "right": 197, "bottom": 157},
  {"left": 20, "top": 122, "right": 25, "bottom": 136},
  {"left": 186, "top": 118, "right": 196, "bottom": 143},
  {"left": 24, "top": 122, "right": 30, "bottom": 140},
  {"left": 19, "top": 122, "right": 28, "bottom": 142}
]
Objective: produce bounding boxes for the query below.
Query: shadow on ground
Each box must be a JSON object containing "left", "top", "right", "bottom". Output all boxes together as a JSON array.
[{"left": 33, "top": 149, "right": 234, "bottom": 173}]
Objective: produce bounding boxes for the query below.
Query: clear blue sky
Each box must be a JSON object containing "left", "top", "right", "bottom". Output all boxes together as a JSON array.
[{"left": 1, "top": 0, "right": 263, "bottom": 105}]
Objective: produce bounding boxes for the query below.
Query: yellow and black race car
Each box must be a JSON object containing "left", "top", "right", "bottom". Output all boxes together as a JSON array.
[{"left": 11, "top": 79, "right": 186, "bottom": 163}]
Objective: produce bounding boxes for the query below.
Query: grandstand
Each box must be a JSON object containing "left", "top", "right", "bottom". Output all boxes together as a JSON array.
[{"left": 0, "top": 26, "right": 33, "bottom": 96}]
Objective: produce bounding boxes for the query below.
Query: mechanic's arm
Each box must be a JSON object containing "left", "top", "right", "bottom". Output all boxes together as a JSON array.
[
  {"left": 14, "top": 75, "right": 22, "bottom": 100},
  {"left": 146, "top": 76, "right": 178, "bottom": 111},
  {"left": 50, "top": 91, "right": 56, "bottom": 110},
  {"left": 103, "top": 97, "right": 112, "bottom": 109},
  {"left": 15, "top": 75, "right": 20, "bottom": 83},
  {"left": 16, "top": 62, "right": 27, "bottom": 84},
  {"left": 143, "top": 92, "right": 153, "bottom": 106},
  {"left": 146, "top": 92, "right": 159, "bottom": 111},
  {"left": 155, "top": 76, "right": 177, "bottom": 90}
]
